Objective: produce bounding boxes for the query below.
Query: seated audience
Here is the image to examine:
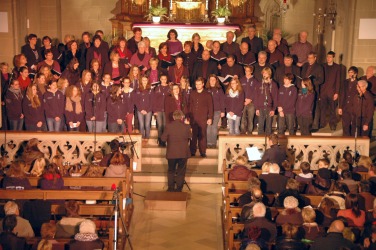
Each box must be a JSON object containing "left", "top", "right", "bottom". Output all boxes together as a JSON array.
[
  {"left": 316, "top": 197, "right": 338, "bottom": 228},
  {"left": 358, "top": 180, "right": 375, "bottom": 211},
  {"left": 337, "top": 193, "right": 365, "bottom": 227},
  {"left": 32, "top": 222, "right": 62, "bottom": 250},
  {"left": 241, "top": 188, "right": 271, "bottom": 222},
  {"left": 364, "top": 201, "right": 376, "bottom": 245},
  {"left": 301, "top": 207, "right": 323, "bottom": 241},
  {"left": 2, "top": 160, "right": 31, "bottom": 189},
  {"left": 342, "top": 151, "right": 355, "bottom": 172},
  {"left": 228, "top": 156, "right": 258, "bottom": 181},
  {"left": 275, "top": 223, "right": 307, "bottom": 250},
  {"left": 238, "top": 177, "right": 262, "bottom": 206},
  {"left": 281, "top": 160, "right": 295, "bottom": 179},
  {"left": 244, "top": 202, "right": 277, "bottom": 243},
  {"left": 354, "top": 155, "right": 372, "bottom": 173},
  {"left": 256, "top": 134, "right": 286, "bottom": 167},
  {"left": 259, "top": 163, "right": 288, "bottom": 194},
  {"left": 30, "top": 157, "right": 47, "bottom": 177},
  {"left": 240, "top": 226, "right": 268, "bottom": 250},
  {"left": 100, "top": 139, "right": 131, "bottom": 168},
  {"left": 323, "top": 181, "right": 347, "bottom": 209},
  {"left": 55, "top": 201, "right": 85, "bottom": 238},
  {"left": 310, "top": 220, "right": 356, "bottom": 250},
  {"left": 306, "top": 168, "right": 332, "bottom": 195},
  {"left": 275, "top": 196, "right": 303, "bottom": 226},
  {"left": 364, "top": 225, "right": 376, "bottom": 250},
  {"left": 295, "top": 162, "right": 313, "bottom": 192},
  {"left": 340, "top": 170, "right": 359, "bottom": 193},
  {"left": 333, "top": 160, "right": 350, "bottom": 181},
  {"left": 68, "top": 219, "right": 104, "bottom": 250},
  {"left": 22, "top": 138, "right": 44, "bottom": 170},
  {"left": 104, "top": 152, "right": 128, "bottom": 177},
  {"left": 369, "top": 164, "right": 376, "bottom": 196},
  {"left": 274, "top": 178, "right": 309, "bottom": 208},
  {"left": 0, "top": 215, "right": 27, "bottom": 250},
  {"left": 0, "top": 201, "right": 34, "bottom": 238},
  {"left": 39, "top": 163, "right": 64, "bottom": 189}
]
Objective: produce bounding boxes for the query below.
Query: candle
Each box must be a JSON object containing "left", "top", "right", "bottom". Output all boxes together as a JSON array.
[
  {"left": 160, "top": 0, "right": 162, "bottom": 8},
  {"left": 170, "top": 0, "right": 172, "bottom": 10},
  {"left": 205, "top": 0, "right": 208, "bottom": 10},
  {"left": 149, "top": 0, "right": 151, "bottom": 8},
  {"left": 216, "top": 0, "right": 218, "bottom": 9}
]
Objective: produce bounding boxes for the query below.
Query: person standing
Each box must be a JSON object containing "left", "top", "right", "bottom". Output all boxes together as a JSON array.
[
  {"left": 320, "top": 51, "right": 341, "bottom": 131},
  {"left": 301, "top": 52, "right": 324, "bottom": 131},
  {"left": 274, "top": 54, "right": 301, "bottom": 87},
  {"left": 225, "top": 79, "right": 245, "bottom": 135},
  {"left": 21, "top": 34, "right": 42, "bottom": 73},
  {"left": 221, "top": 31, "right": 240, "bottom": 56},
  {"left": 161, "top": 110, "right": 192, "bottom": 192},
  {"left": 277, "top": 73, "right": 298, "bottom": 135},
  {"left": 188, "top": 77, "right": 213, "bottom": 157},
  {"left": 290, "top": 31, "right": 313, "bottom": 67},
  {"left": 296, "top": 78, "right": 315, "bottom": 136},
  {"left": 241, "top": 26, "right": 264, "bottom": 55},
  {"left": 191, "top": 50, "right": 218, "bottom": 84},
  {"left": 361, "top": 66, "right": 376, "bottom": 95}
]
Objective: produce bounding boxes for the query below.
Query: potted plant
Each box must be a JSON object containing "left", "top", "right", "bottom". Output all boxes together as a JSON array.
[
  {"left": 147, "top": 6, "right": 168, "bottom": 23},
  {"left": 211, "top": 6, "right": 231, "bottom": 24}
]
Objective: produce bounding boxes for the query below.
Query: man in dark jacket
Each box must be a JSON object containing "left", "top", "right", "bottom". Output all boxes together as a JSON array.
[
  {"left": 257, "top": 134, "right": 286, "bottom": 167},
  {"left": 191, "top": 50, "right": 218, "bottom": 84},
  {"left": 161, "top": 110, "right": 192, "bottom": 192},
  {"left": 310, "top": 220, "right": 356, "bottom": 250},
  {"left": 259, "top": 163, "right": 288, "bottom": 194}
]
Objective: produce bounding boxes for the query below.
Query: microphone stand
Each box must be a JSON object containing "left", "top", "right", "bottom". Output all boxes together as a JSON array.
[
  {"left": 122, "top": 121, "right": 139, "bottom": 160},
  {"left": 92, "top": 93, "right": 97, "bottom": 151},
  {"left": 112, "top": 187, "right": 133, "bottom": 250}
]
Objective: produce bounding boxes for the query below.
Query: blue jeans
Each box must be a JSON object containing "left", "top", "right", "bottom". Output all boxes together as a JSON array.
[
  {"left": 258, "top": 109, "right": 273, "bottom": 135},
  {"left": 46, "top": 118, "right": 62, "bottom": 132},
  {"left": 108, "top": 122, "right": 125, "bottom": 133},
  {"left": 156, "top": 112, "right": 166, "bottom": 143},
  {"left": 87, "top": 120, "right": 106, "bottom": 132},
  {"left": 207, "top": 111, "right": 221, "bottom": 146},
  {"left": 228, "top": 116, "right": 241, "bottom": 135},
  {"left": 138, "top": 111, "right": 152, "bottom": 139},
  {"left": 9, "top": 119, "right": 24, "bottom": 131}
]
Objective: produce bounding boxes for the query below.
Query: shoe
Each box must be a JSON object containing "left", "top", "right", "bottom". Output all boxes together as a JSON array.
[
  {"left": 200, "top": 153, "right": 207, "bottom": 158},
  {"left": 167, "top": 188, "right": 174, "bottom": 192},
  {"left": 191, "top": 153, "right": 196, "bottom": 157},
  {"left": 311, "top": 129, "right": 319, "bottom": 133}
]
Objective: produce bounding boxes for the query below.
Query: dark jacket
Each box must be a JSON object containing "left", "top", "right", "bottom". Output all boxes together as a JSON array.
[
  {"left": 300, "top": 62, "right": 324, "bottom": 92},
  {"left": 188, "top": 90, "right": 214, "bottom": 123},
  {"left": 39, "top": 174, "right": 64, "bottom": 190},
  {"left": 5, "top": 89, "right": 23, "bottom": 120},
  {"left": 22, "top": 95, "right": 45, "bottom": 127},
  {"left": 68, "top": 236, "right": 104, "bottom": 250},
  {"left": 275, "top": 237, "right": 307, "bottom": 250},
  {"left": 191, "top": 60, "right": 218, "bottom": 83},
  {"left": 103, "top": 62, "right": 127, "bottom": 79},
  {"left": 224, "top": 91, "right": 245, "bottom": 116},
  {"left": 321, "top": 63, "right": 341, "bottom": 98},
  {"left": 21, "top": 44, "right": 42, "bottom": 71},
  {"left": 257, "top": 144, "right": 286, "bottom": 167},
  {"left": 43, "top": 90, "right": 65, "bottom": 119},
  {"left": 164, "top": 94, "right": 187, "bottom": 123},
  {"left": 207, "top": 88, "right": 225, "bottom": 112},
  {"left": 241, "top": 36, "right": 264, "bottom": 55},
  {"left": 134, "top": 89, "right": 153, "bottom": 112},
  {"left": 253, "top": 80, "right": 279, "bottom": 111},
  {"left": 296, "top": 92, "right": 315, "bottom": 117},
  {"left": 0, "top": 232, "right": 27, "bottom": 250},
  {"left": 152, "top": 85, "right": 170, "bottom": 113},
  {"left": 61, "top": 68, "right": 80, "bottom": 86},
  {"left": 2, "top": 176, "right": 31, "bottom": 189},
  {"left": 274, "top": 65, "right": 301, "bottom": 86},
  {"left": 84, "top": 92, "right": 106, "bottom": 121},
  {"left": 259, "top": 173, "right": 288, "bottom": 194},
  {"left": 161, "top": 120, "right": 192, "bottom": 159},
  {"left": 267, "top": 49, "right": 284, "bottom": 69},
  {"left": 221, "top": 63, "right": 245, "bottom": 79},
  {"left": 106, "top": 95, "right": 128, "bottom": 123},
  {"left": 351, "top": 90, "right": 374, "bottom": 126},
  {"left": 240, "top": 75, "right": 259, "bottom": 101},
  {"left": 64, "top": 50, "right": 82, "bottom": 70},
  {"left": 278, "top": 84, "right": 298, "bottom": 115},
  {"left": 310, "top": 232, "right": 356, "bottom": 250},
  {"left": 244, "top": 217, "right": 277, "bottom": 242},
  {"left": 86, "top": 45, "right": 109, "bottom": 70}
]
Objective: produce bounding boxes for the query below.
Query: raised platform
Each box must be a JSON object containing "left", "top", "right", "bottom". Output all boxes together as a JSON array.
[{"left": 144, "top": 191, "right": 188, "bottom": 211}]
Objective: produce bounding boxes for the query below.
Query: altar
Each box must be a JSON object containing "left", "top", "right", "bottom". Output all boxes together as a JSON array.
[{"left": 130, "top": 22, "right": 240, "bottom": 49}]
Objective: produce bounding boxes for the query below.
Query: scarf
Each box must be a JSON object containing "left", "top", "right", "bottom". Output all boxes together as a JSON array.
[
  {"left": 229, "top": 89, "right": 239, "bottom": 98},
  {"left": 65, "top": 96, "right": 82, "bottom": 114},
  {"left": 8, "top": 86, "right": 23, "bottom": 100}
]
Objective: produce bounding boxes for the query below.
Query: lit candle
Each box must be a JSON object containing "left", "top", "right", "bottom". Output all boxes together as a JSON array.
[
  {"left": 205, "top": 0, "right": 208, "bottom": 10},
  {"left": 170, "top": 0, "right": 172, "bottom": 11},
  {"left": 160, "top": 0, "right": 162, "bottom": 8},
  {"left": 216, "top": 0, "right": 218, "bottom": 9},
  {"left": 149, "top": 0, "right": 151, "bottom": 8}
]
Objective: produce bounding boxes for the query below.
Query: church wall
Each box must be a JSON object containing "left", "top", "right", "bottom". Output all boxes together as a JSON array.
[{"left": 0, "top": 0, "right": 16, "bottom": 67}]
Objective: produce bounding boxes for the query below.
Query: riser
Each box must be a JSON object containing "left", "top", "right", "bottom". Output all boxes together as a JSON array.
[
  {"left": 142, "top": 148, "right": 219, "bottom": 157},
  {"left": 142, "top": 157, "right": 217, "bottom": 165},
  {"left": 140, "top": 164, "right": 218, "bottom": 174}
]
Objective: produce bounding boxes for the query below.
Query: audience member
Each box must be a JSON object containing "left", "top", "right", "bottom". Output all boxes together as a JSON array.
[
  {"left": 67, "top": 219, "right": 104, "bottom": 250},
  {"left": 275, "top": 196, "right": 303, "bottom": 226},
  {"left": 0, "top": 215, "right": 27, "bottom": 250},
  {"left": 301, "top": 207, "right": 322, "bottom": 241},
  {"left": 275, "top": 223, "right": 307, "bottom": 250},
  {"left": 323, "top": 181, "right": 347, "bottom": 209},
  {"left": 2, "top": 160, "right": 31, "bottom": 189},
  {"left": 306, "top": 168, "right": 332, "bottom": 195},
  {"left": 104, "top": 152, "right": 129, "bottom": 177},
  {"left": 259, "top": 163, "right": 288, "bottom": 194},
  {"left": 256, "top": 134, "right": 286, "bottom": 167},
  {"left": 55, "top": 201, "right": 85, "bottom": 238},
  {"left": 340, "top": 170, "right": 359, "bottom": 193},
  {"left": 229, "top": 156, "right": 257, "bottom": 181},
  {"left": 337, "top": 193, "right": 365, "bottom": 227},
  {"left": 99, "top": 139, "right": 131, "bottom": 168},
  {"left": 0, "top": 201, "right": 34, "bottom": 237},
  {"left": 32, "top": 222, "right": 62, "bottom": 250},
  {"left": 39, "top": 163, "right": 64, "bottom": 190},
  {"left": 274, "top": 178, "right": 309, "bottom": 208},
  {"left": 358, "top": 180, "right": 375, "bottom": 211},
  {"left": 316, "top": 197, "right": 338, "bottom": 228}
]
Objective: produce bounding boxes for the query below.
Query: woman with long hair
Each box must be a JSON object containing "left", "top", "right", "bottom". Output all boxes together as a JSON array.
[
  {"left": 56, "top": 77, "right": 69, "bottom": 95},
  {"left": 168, "top": 55, "right": 188, "bottom": 84},
  {"left": 296, "top": 77, "right": 315, "bottom": 136},
  {"left": 5, "top": 79, "right": 24, "bottom": 130},
  {"left": 34, "top": 72, "right": 47, "bottom": 95},
  {"left": 1, "top": 160, "right": 31, "bottom": 189},
  {"left": 107, "top": 84, "right": 127, "bottom": 133},
  {"left": 85, "top": 82, "right": 106, "bottom": 132},
  {"left": 64, "top": 40, "right": 81, "bottom": 70},
  {"left": 116, "top": 36, "right": 132, "bottom": 75},
  {"left": 157, "top": 42, "right": 173, "bottom": 75},
  {"left": 152, "top": 74, "right": 170, "bottom": 147},
  {"left": 77, "top": 69, "right": 92, "bottom": 99},
  {"left": 39, "top": 65, "right": 53, "bottom": 84},
  {"left": 12, "top": 53, "right": 28, "bottom": 78},
  {"left": 40, "top": 163, "right": 64, "bottom": 190},
  {"left": 90, "top": 58, "right": 103, "bottom": 83},
  {"left": 35, "top": 223, "right": 60, "bottom": 250},
  {"left": 22, "top": 84, "right": 46, "bottom": 131},
  {"left": 206, "top": 75, "right": 225, "bottom": 147},
  {"left": 104, "top": 152, "right": 129, "bottom": 177},
  {"left": 164, "top": 84, "right": 187, "bottom": 124},
  {"left": 135, "top": 76, "right": 153, "bottom": 143},
  {"left": 180, "top": 75, "right": 191, "bottom": 104},
  {"left": 129, "top": 65, "right": 142, "bottom": 132},
  {"left": 103, "top": 50, "right": 126, "bottom": 85},
  {"left": 43, "top": 80, "right": 65, "bottom": 131},
  {"left": 225, "top": 79, "right": 244, "bottom": 135},
  {"left": 191, "top": 33, "right": 204, "bottom": 58},
  {"left": 61, "top": 57, "right": 80, "bottom": 86},
  {"left": 337, "top": 193, "right": 366, "bottom": 227},
  {"left": 122, "top": 77, "right": 135, "bottom": 133},
  {"left": 64, "top": 85, "right": 84, "bottom": 131}
]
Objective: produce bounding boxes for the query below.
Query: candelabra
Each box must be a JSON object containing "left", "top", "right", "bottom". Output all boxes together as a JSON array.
[{"left": 326, "top": 0, "right": 337, "bottom": 30}]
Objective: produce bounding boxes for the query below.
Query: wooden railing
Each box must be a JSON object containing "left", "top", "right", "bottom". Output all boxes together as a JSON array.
[
  {"left": 0, "top": 131, "right": 143, "bottom": 171},
  {"left": 218, "top": 135, "right": 370, "bottom": 173}
]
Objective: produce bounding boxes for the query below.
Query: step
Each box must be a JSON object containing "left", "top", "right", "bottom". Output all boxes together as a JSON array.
[
  {"left": 133, "top": 172, "right": 222, "bottom": 184},
  {"left": 140, "top": 162, "right": 219, "bottom": 174},
  {"left": 141, "top": 155, "right": 217, "bottom": 165},
  {"left": 142, "top": 145, "right": 219, "bottom": 157},
  {"left": 144, "top": 191, "right": 188, "bottom": 211}
]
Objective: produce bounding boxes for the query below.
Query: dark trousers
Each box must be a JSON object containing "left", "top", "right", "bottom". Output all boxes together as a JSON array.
[
  {"left": 297, "top": 115, "right": 312, "bottom": 136},
  {"left": 320, "top": 95, "right": 338, "bottom": 129},
  {"left": 167, "top": 158, "right": 187, "bottom": 191},
  {"left": 241, "top": 103, "right": 255, "bottom": 134},
  {"left": 312, "top": 96, "right": 320, "bottom": 130},
  {"left": 351, "top": 117, "right": 370, "bottom": 137},
  {"left": 190, "top": 121, "right": 207, "bottom": 155},
  {"left": 342, "top": 110, "right": 352, "bottom": 136},
  {"left": 258, "top": 109, "right": 273, "bottom": 135},
  {"left": 278, "top": 113, "right": 295, "bottom": 135}
]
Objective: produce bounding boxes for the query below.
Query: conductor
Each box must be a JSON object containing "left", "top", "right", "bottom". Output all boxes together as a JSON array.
[{"left": 161, "top": 110, "right": 192, "bottom": 192}]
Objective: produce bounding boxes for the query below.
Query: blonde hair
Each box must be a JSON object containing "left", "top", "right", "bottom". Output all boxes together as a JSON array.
[
  {"left": 261, "top": 162, "right": 272, "bottom": 173},
  {"left": 26, "top": 84, "right": 41, "bottom": 108},
  {"left": 30, "top": 157, "right": 47, "bottom": 177},
  {"left": 4, "top": 201, "right": 18, "bottom": 215},
  {"left": 302, "top": 207, "right": 316, "bottom": 223},
  {"left": 358, "top": 156, "right": 372, "bottom": 170},
  {"left": 235, "top": 155, "right": 248, "bottom": 166}
]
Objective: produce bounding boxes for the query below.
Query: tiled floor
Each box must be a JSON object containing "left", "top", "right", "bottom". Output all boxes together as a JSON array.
[{"left": 125, "top": 183, "right": 224, "bottom": 250}]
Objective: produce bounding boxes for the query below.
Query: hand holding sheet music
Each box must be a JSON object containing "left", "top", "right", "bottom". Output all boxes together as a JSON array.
[{"left": 218, "top": 75, "right": 234, "bottom": 84}]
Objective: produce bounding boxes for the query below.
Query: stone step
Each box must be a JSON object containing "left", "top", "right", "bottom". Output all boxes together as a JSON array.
[
  {"left": 141, "top": 155, "right": 217, "bottom": 165},
  {"left": 142, "top": 145, "right": 219, "bottom": 157},
  {"left": 140, "top": 161, "right": 219, "bottom": 174},
  {"left": 144, "top": 191, "right": 188, "bottom": 211}
]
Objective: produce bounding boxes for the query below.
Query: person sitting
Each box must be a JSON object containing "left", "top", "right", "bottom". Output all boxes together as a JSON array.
[
  {"left": 274, "top": 178, "right": 309, "bottom": 208},
  {"left": 358, "top": 180, "right": 375, "bottom": 211},
  {"left": 340, "top": 170, "right": 359, "bottom": 193},
  {"left": 240, "top": 188, "right": 271, "bottom": 222},
  {"left": 316, "top": 197, "right": 338, "bottom": 229},
  {"left": 1, "top": 160, "right": 31, "bottom": 189},
  {"left": 259, "top": 163, "right": 288, "bottom": 194},
  {"left": 305, "top": 168, "right": 332, "bottom": 195},
  {"left": 0, "top": 215, "right": 27, "bottom": 250},
  {"left": 364, "top": 225, "right": 376, "bottom": 250},
  {"left": 104, "top": 152, "right": 128, "bottom": 177},
  {"left": 30, "top": 157, "right": 47, "bottom": 177},
  {"left": 228, "top": 156, "right": 258, "bottom": 181},
  {"left": 99, "top": 139, "right": 131, "bottom": 168},
  {"left": 364, "top": 200, "right": 376, "bottom": 245},
  {"left": 22, "top": 138, "right": 44, "bottom": 171},
  {"left": 243, "top": 202, "right": 277, "bottom": 243},
  {"left": 322, "top": 181, "right": 347, "bottom": 209},
  {"left": 337, "top": 193, "right": 365, "bottom": 228},
  {"left": 295, "top": 162, "right": 314, "bottom": 182},
  {"left": 55, "top": 201, "right": 85, "bottom": 238},
  {"left": 68, "top": 219, "right": 104, "bottom": 250},
  {"left": 32, "top": 222, "right": 62, "bottom": 250},
  {"left": 332, "top": 160, "right": 350, "bottom": 181},
  {"left": 354, "top": 155, "right": 372, "bottom": 173},
  {"left": 342, "top": 151, "right": 355, "bottom": 172},
  {"left": 281, "top": 160, "right": 295, "bottom": 179},
  {"left": 310, "top": 220, "right": 356, "bottom": 250},
  {"left": 275, "top": 196, "right": 303, "bottom": 226},
  {"left": 39, "top": 163, "right": 64, "bottom": 190},
  {"left": 256, "top": 134, "right": 286, "bottom": 167},
  {"left": 301, "top": 206, "right": 323, "bottom": 241},
  {"left": 238, "top": 177, "right": 262, "bottom": 207},
  {"left": 0, "top": 201, "right": 34, "bottom": 238},
  {"left": 240, "top": 226, "right": 268, "bottom": 250},
  {"left": 275, "top": 223, "right": 307, "bottom": 250}
]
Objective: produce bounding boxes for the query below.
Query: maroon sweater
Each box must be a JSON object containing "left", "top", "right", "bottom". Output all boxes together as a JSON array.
[
  {"left": 43, "top": 90, "right": 65, "bottom": 119},
  {"left": 339, "top": 79, "right": 358, "bottom": 110},
  {"left": 134, "top": 89, "right": 153, "bottom": 112},
  {"left": 254, "top": 80, "right": 279, "bottom": 111},
  {"left": 240, "top": 75, "right": 259, "bottom": 101},
  {"left": 22, "top": 95, "right": 45, "bottom": 126},
  {"left": 106, "top": 95, "right": 127, "bottom": 123},
  {"left": 225, "top": 91, "right": 245, "bottom": 116},
  {"left": 207, "top": 88, "right": 225, "bottom": 112},
  {"left": 351, "top": 91, "right": 374, "bottom": 125},
  {"left": 84, "top": 92, "right": 107, "bottom": 121},
  {"left": 64, "top": 98, "right": 84, "bottom": 124},
  {"left": 188, "top": 90, "right": 214, "bottom": 123},
  {"left": 296, "top": 92, "right": 315, "bottom": 117},
  {"left": 152, "top": 85, "right": 170, "bottom": 112},
  {"left": 5, "top": 89, "right": 23, "bottom": 120},
  {"left": 321, "top": 63, "right": 340, "bottom": 97},
  {"left": 277, "top": 84, "right": 298, "bottom": 114}
]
